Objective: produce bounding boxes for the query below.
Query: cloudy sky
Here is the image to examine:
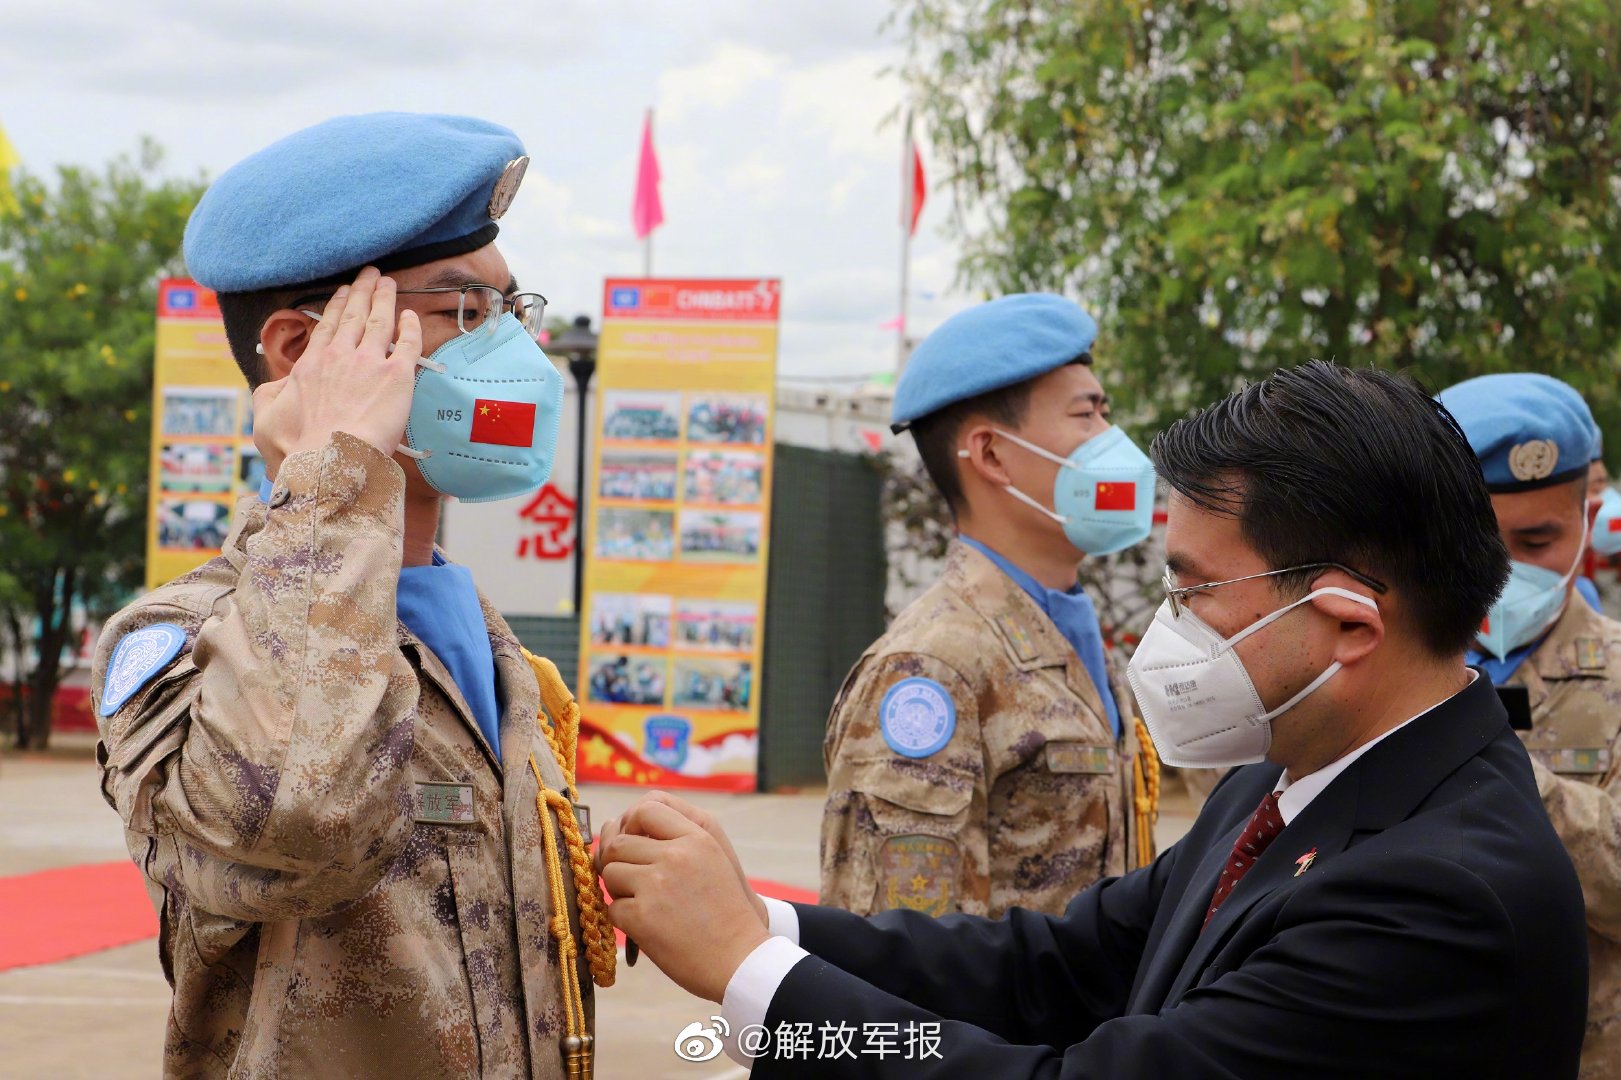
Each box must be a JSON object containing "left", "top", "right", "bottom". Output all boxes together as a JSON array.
[{"left": 0, "top": 0, "right": 975, "bottom": 384}]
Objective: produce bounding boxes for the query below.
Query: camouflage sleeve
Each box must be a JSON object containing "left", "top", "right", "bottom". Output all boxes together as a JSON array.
[
  {"left": 819, "top": 653, "right": 987, "bottom": 917},
  {"left": 98, "top": 433, "right": 421, "bottom": 922},
  {"left": 1535, "top": 757, "right": 1621, "bottom": 941}
]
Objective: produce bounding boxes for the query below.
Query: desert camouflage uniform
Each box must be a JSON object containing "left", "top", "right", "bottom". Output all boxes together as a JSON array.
[
  {"left": 1515, "top": 596, "right": 1621, "bottom": 1079},
  {"left": 93, "top": 434, "right": 591, "bottom": 1079},
  {"left": 820, "top": 540, "right": 1145, "bottom": 920}
]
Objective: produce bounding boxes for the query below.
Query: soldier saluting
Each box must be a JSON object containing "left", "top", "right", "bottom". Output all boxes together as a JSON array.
[{"left": 92, "top": 113, "right": 612, "bottom": 1079}]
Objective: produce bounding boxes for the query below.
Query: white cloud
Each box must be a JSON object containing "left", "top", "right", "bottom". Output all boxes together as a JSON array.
[{"left": 0, "top": 0, "right": 979, "bottom": 380}]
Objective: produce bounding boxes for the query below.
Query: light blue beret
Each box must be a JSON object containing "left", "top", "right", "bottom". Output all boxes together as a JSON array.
[
  {"left": 1438, "top": 373, "right": 1597, "bottom": 492},
  {"left": 184, "top": 112, "right": 528, "bottom": 293},
  {"left": 891, "top": 293, "right": 1098, "bottom": 430}
]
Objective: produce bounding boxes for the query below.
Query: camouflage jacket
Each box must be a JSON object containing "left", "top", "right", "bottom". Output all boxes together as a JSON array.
[
  {"left": 93, "top": 434, "right": 591, "bottom": 1079},
  {"left": 1516, "top": 596, "right": 1621, "bottom": 1079},
  {"left": 820, "top": 540, "right": 1144, "bottom": 920}
]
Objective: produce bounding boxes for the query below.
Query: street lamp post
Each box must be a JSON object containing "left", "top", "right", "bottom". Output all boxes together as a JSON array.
[{"left": 551, "top": 314, "right": 599, "bottom": 617}]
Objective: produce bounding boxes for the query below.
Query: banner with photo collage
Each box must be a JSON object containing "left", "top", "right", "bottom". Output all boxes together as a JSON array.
[
  {"left": 577, "top": 278, "right": 781, "bottom": 791},
  {"left": 145, "top": 279, "right": 261, "bottom": 591}
]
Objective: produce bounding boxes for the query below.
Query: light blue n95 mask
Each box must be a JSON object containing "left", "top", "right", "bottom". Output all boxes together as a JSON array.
[
  {"left": 1594, "top": 488, "right": 1621, "bottom": 558},
  {"left": 396, "top": 312, "right": 564, "bottom": 503},
  {"left": 978, "top": 425, "right": 1157, "bottom": 556},
  {"left": 1477, "top": 519, "right": 1588, "bottom": 659}
]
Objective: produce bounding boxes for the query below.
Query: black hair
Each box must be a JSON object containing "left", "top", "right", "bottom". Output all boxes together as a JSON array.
[
  {"left": 911, "top": 354, "right": 1092, "bottom": 516},
  {"left": 1151, "top": 360, "right": 1510, "bottom": 656}
]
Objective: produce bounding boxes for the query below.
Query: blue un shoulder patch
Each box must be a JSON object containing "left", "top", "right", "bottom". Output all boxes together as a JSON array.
[
  {"left": 879, "top": 677, "right": 957, "bottom": 759},
  {"left": 99, "top": 624, "right": 187, "bottom": 716}
]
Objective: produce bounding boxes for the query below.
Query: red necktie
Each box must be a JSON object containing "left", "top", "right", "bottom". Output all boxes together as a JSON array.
[{"left": 1203, "top": 791, "right": 1285, "bottom": 930}]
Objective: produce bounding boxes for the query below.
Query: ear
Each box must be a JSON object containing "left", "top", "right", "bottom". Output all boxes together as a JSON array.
[
  {"left": 1588, "top": 491, "right": 1603, "bottom": 532},
  {"left": 258, "top": 309, "right": 316, "bottom": 381},
  {"left": 957, "top": 423, "right": 1013, "bottom": 489},
  {"left": 1309, "top": 586, "right": 1384, "bottom": 668}
]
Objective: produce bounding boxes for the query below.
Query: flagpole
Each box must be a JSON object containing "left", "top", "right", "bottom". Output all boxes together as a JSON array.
[
  {"left": 897, "top": 110, "right": 913, "bottom": 374},
  {"left": 645, "top": 233, "right": 652, "bottom": 278}
]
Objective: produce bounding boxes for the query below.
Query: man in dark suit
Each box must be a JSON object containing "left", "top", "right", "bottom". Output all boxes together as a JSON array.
[{"left": 597, "top": 361, "right": 1590, "bottom": 1078}]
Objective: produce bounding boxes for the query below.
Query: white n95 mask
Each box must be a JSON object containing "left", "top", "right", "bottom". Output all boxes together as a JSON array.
[{"left": 1126, "top": 586, "right": 1380, "bottom": 769}]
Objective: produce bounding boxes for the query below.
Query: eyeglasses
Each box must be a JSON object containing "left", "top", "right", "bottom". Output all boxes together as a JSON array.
[
  {"left": 1161, "top": 562, "right": 1388, "bottom": 619},
  {"left": 292, "top": 285, "right": 548, "bottom": 343}
]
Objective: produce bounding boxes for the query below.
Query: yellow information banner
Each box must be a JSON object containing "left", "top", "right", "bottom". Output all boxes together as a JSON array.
[
  {"left": 577, "top": 278, "right": 781, "bottom": 791},
  {"left": 144, "top": 279, "right": 257, "bottom": 590}
]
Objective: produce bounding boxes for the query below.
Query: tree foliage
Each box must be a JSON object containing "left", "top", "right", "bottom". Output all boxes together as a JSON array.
[
  {"left": 894, "top": 0, "right": 1621, "bottom": 448},
  {"left": 0, "top": 141, "right": 202, "bottom": 747}
]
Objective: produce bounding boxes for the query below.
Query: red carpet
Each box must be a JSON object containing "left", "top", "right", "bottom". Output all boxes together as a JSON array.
[
  {"left": 0, "top": 860, "right": 816, "bottom": 972},
  {"left": 0, "top": 861, "right": 158, "bottom": 972}
]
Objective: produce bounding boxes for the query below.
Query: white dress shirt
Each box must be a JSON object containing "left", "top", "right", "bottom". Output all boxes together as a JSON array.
[{"left": 720, "top": 679, "right": 1471, "bottom": 1069}]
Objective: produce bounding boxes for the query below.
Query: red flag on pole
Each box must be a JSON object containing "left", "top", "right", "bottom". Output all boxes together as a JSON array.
[
  {"left": 907, "top": 138, "right": 926, "bottom": 237},
  {"left": 632, "top": 110, "right": 664, "bottom": 241}
]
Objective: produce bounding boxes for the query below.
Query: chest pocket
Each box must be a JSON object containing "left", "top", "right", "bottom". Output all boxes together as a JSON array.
[{"left": 1522, "top": 680, "right": 1621, "bottom": 780}]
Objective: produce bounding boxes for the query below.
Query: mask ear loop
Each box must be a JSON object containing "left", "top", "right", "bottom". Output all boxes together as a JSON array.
[
  {"left": 394, "top": 352, "right": 446, "bottom": 460},
  {"left": 959, "top": 441, "right": 1072, "bottom": 525}
]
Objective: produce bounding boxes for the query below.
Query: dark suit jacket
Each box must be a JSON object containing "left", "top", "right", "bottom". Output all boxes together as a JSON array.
[{"left": 760, "top": 674, "right": 1588, "bottom": 1077}]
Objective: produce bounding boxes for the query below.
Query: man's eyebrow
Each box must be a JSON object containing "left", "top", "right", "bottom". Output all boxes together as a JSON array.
[
  {"left": 1069, "top": 391, "right": 1108, "bottom": 410},
  {"left": 414, "top": 266, "right": 515, "bottom": 294},
  {"left": 1509, "top": 521, "right": 1565, "bottom": 539},
  {"left": 1166, "top": 551, "right": 1201, "bottom": 580}
]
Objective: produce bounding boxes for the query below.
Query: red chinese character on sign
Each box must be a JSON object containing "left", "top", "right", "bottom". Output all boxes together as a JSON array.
[{"left": 516, "top": 483, "right": 577, "bottom": 560}]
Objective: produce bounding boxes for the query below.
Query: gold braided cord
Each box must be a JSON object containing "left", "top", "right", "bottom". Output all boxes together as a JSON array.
[
  {"left": 526, "top": 651, "right": 580, "bottom": 795},
  {"left": 1132, "top": 713, "right": 1162, "bottom": 869},
  {"left": 521, "top": 648, "right": 616, "bottom": 992},
  {"left": 533, "top": 754, "right": 589, "bottom": 1035}
]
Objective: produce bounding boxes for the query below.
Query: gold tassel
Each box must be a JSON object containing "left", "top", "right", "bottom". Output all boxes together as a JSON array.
[
  {"left": 1132, "top": 714, "right": 1161, "bottom": 869},
  {"left": 522, "top": 647, "right": 617, "bottom": 1080}
]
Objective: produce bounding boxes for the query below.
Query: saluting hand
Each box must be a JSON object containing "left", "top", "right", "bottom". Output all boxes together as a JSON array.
[
  {"left": 597, "top": 796, "right": 770, "bottom": 1003},
  {"left": 253, "top": 266, "right": 422, "bottom": 476}
]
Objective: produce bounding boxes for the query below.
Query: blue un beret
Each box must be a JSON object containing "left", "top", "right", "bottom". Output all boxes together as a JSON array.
[
  {"left": 891, "top": 293, "right": 1098, "bottom": 430},
  {"left": 1438, "top": 373, "right": 1598, "bottom": 492},
  {"left": 184, "top": 112, "right": 528, "bottom": 293}
]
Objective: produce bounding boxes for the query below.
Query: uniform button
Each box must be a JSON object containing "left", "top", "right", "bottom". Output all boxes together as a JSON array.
[{"left": 269, "top": 485, "right": 290, "bottom": 507}]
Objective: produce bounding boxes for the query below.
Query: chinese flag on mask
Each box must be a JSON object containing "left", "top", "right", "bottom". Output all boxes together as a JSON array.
[
  {"left": 1094, "top": 481, "right": 1136, "bottom": 512},
  {"left": 471, "top": 399, "right": 536, "bottom": 447}
]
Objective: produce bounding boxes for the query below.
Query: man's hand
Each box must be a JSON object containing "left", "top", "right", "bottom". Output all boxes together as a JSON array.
[
  {"left": 596, "top": 790, "right": 768, "bottom": 925},
  {"left": 253, "top": 266, "right": 422, "bottom": 475},
  {"left": 598, "top": 797, "right": 770, "bottom": 1002}
]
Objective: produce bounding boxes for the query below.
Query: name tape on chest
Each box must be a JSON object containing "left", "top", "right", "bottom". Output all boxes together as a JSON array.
[
  {"left": 415, "top": 782, "right": 477, "bottom": 824},
  {"left": 1045, "top": 741, "right": 1116, "bottom": 775},
  {"left": 99, "top": 623, "right": 187, "bottom": 716},
  {"left": 1531, "top": 747, "right": 1612, "bottom": 776},
  {"left": 879, "top": 677, "right": 957, "bottom": 759}
]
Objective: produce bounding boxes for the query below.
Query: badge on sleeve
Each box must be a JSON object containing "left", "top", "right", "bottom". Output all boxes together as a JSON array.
[
  {"left": 879, "top": 835, "right": 959, "bottom": 916},
  {"left": 99, "top": 624, "right": 187, "bottom": 716},
  {"left": 879, "top": 677, "right": 957, "bottom": 759}
]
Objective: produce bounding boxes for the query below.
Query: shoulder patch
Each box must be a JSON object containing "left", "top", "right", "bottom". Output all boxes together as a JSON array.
[
  {"left": 99, "top": 624, "right": 187, "bottom": 716},
  {"left": 879, "top": 677, "right": 957, "bottom": 759},
  {"left": 879, "top": 835, "right": 959, "bottom": 916}
]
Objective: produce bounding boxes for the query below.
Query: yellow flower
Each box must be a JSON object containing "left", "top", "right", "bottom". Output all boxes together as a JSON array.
[
  {"left": 99, "top": 344, "right": 115, "bottom": 360},
  {"left": 72, "top": 283, "right": 88, "bottom": 297},
  {"left": 115, "top": 483, "right": 127, "bottom": 495},
  {"left": 0, "top": 381, "right": 10, "bottom": 393},
  {"left": 12, "top": 287, "right": 25, "bottom": 302},
  {"left": 123, "top": 409, "right": 136, "bottom": 422},
  {"left": 63, "top": 469, "right": 77, "bottom": 483},
  {"left": 0, "top": 505, "right": 8, "bottom": 517}
]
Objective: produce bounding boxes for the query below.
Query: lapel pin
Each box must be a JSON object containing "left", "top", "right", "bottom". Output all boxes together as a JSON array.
[{"left": 1294, "top": 848, "right": 1318, "bottom": 877}]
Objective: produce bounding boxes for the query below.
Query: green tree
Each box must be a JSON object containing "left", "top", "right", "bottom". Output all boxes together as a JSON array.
[
  {"left": 0, "top": 140, "right": 203, "bottom": 747},
  {"left": 894, "top": 0, "right": 1621, "bottom": 446}
]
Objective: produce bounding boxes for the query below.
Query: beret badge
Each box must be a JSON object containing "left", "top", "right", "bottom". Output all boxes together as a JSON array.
[
  {"left": 487, "top": 156, "right": 530, "bottom": 220},
  {"left": 1508, "top": 439, "right": 1559, "bottom": 482}
]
